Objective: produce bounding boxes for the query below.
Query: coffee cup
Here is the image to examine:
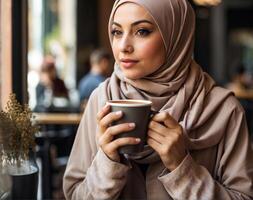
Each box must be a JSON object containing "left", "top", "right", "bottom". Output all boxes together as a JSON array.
[{"left": 107, "top": 99, "right": 155, "bottom": 155}]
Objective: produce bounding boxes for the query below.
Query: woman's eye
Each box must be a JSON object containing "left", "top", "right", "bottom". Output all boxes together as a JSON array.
[
  {"left": 111, "top": 29, "right": 122, "bottom": 37},
  {"left": 136, "top": 29, "right": 152, "bottom": 37}
]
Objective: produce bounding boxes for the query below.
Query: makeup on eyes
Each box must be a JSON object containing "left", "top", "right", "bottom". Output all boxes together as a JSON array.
[
  {"left": 111, "top": 23, "right": 154, "bottom": 38},
  {"left": 111, "top": 28, "right": 122, "bottom": 36},
  {"left": 111, "top": 28, "right": 153, "bottom": 37},
  {"left": 135, "top": 27, "right": 153, "bottom": 37}
]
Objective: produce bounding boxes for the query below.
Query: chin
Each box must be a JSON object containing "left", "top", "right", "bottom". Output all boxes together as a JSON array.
[
  {"left": 122, "top": 69, "right": 146, "bottom": 80},
  {"left": 124, "top": 72, "right": 144, "bottom": 80}
]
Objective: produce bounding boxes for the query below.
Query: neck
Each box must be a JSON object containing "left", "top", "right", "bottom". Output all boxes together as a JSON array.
[{"left": 91, "top": 65, "right": 103, "bottom": 75}]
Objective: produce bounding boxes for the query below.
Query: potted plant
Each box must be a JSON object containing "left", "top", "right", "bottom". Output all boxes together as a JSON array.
[{"left": 0, "top": 94, "right": 39, "bottom": 199}]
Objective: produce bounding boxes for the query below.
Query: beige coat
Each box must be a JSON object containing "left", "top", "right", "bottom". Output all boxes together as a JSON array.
[
  {"left": 64, "top": 0, "right": 253, "bottom": 198},
  {"left": 63, "top": 88, "right": 253, "bottom": 200}
]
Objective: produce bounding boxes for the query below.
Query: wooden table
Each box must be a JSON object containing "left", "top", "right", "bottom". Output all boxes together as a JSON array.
[
  {"left": 234, "top": 89, "right": 253, "bottom": 100},
  {"left": 33, "top": 112, "right": 83, "bottom": 125},
  {"left": 226, "top": 84, "right": 253, "bottom": 100}
]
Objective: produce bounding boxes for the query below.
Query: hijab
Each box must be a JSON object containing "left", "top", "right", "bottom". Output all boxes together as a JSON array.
[{"left": 98, "top": 0, "right": 232, "bottom": 163}]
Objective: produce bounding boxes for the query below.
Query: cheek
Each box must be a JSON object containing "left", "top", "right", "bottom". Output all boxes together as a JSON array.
[
  {"left": 138, "top": 38, "right": 165, "bottom": 62},
  {"left": 112, "top": 42, "right": 120, "bottom": 62}
]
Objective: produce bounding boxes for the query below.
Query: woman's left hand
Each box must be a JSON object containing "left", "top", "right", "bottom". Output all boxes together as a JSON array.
[{"left": 147, "top": 112, "right": 187, "bottom": 171}]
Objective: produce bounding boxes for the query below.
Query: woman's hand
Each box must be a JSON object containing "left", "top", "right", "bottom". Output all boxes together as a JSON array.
[
  {"left": 147, "top": 112, "right": 187, "bottom": 171},
  {"left": 96, "top": 104, "right": 141, "bottom": 162}
]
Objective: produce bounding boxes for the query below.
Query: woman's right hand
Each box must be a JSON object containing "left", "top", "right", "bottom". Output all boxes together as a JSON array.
[{"left": 96, "top": 104, "right": 141, "bottom": 162}]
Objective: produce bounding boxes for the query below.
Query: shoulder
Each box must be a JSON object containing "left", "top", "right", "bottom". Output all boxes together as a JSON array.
[
  {"left": 85, "top": 79, "right": 109, "bottom": 110},
  {"left": 209, "top": 86, "right": 245, "bottom": 116},
  {"left": 55, "top": 77, "right": 65, "bottom": 84},
  {"left": 88, "top": 87, "right": 100, "bottom": 103},
  {"left": 79, "top": 73, "right": 91, "bottom": 84},
  {"left": 36, "top": 82, "right": 45, "bottom": 90},
  {"left": 213, "top": 86, "right": 243, "bottom": 111},
  {"left": 80, "top": 74, "right": 104, "bottom": 87}
]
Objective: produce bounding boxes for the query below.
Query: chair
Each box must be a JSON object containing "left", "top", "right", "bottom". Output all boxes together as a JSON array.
[{"left": 36, "top": 127, "right": 76, "bottom": 199}]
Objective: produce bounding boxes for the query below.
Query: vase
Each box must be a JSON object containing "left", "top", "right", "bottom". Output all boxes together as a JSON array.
[
  {"left": 0, "top": 145, "right": 12, "bottom": 199},
  {"left": 0, "top": 173, "right": 11, "bottom": 199},
  {"left": 1, "top": 150, "right": 39, "bottom": 200}
]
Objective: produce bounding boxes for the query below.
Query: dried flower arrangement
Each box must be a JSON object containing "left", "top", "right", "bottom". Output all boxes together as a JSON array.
[{"left": 0, "top": 94, "right": 39, "bottom": 166}]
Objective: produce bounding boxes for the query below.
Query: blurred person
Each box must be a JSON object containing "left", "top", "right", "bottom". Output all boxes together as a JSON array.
[
  {"left": 226, "top": 65, "right": 253, "bottom": 135},
  {"left": 34, "top": 56, "right": 69, "bottom": 112},
  {"left": 226, "top": 64, "right": 253, "bottom": 99},
  {"left": 78, "top": 49, "right": 112, "bottom": 105},
  {"left": 64, "top": 0, "right": 253, "bottom": 199},
  {"left": 226, "top": 64, "right": 247, "bottom": 92}
]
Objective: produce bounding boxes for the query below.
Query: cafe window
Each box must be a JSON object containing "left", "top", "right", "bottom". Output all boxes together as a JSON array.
[
  {"left": 27, "top": 0, "right": 77, "bottom": 109},
  {"left": 226, "top": 4, "right": 253, "bottom": 80}
]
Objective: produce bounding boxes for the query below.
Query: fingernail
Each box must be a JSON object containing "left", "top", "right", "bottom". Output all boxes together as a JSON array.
[
  {"left": 103, "top": 104, "right": 110, "bottom": 111},
  {"left": 135, "top": 138, "right": 141, "bottom": 142},
  {"left": 116, "top": 111, "right": 122, "bottom": 115},
  {"left": 129, "top": 123, "right": 135, "bottom": 128}
]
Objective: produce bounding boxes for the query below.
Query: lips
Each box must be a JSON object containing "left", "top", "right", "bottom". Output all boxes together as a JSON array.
[{"left": 120, "top": 58, "right": 139, "bottom": 68}]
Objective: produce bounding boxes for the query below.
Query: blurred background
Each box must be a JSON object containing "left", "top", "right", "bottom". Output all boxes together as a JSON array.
[
  {"left": 25, "top": 0, "right": 253, "bottom": 109},
  {"left": 1, "top": 0, "right": 253, "bottom": 199},
  {"left": 1, "top": 0, "right": 253, "bottom": 109}
]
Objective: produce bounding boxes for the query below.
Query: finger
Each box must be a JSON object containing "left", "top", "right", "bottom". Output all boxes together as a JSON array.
[
  {"left": 147, "top": 137, "right": 161, "bottom": 152},
  {"left": 109, "top": 123, "right": 136, "bottom": 136},
  {"left": 96, "top": 104, "right": 111, "bottom": 122},
  {"left": 107, "top": 137, "right": 141, "bottom": 152},
  {"left": 147, "top": 130, "right": 163, "bottom": 144},
  {"left": 149, "top": 121, "right": 168, "bottom": 137},
  {"left": 152, "top": 112, "right": 178, "bottom": 129},
  {"left": 100, "top": 123, "right": 136, "bottom": 145},
  {"left": 98, "top": 130, "right": 114, "bottom": 146},
  {"left": 99, "top": 110, "right": 123, "bottom": 129}
]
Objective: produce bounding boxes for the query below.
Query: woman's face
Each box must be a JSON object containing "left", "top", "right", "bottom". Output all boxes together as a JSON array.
[{"left": 111, "top": 3, "right": 166, "bottom": 80}]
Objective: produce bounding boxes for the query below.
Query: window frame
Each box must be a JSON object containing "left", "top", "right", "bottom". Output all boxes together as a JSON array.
[{"left": 0, "top": 0, "right": 28, "bottom": 108}]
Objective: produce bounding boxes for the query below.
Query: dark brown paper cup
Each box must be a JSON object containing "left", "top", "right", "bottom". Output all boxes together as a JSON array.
[{"left": 107, "top": 100, "right": 153, "bottom": 155}]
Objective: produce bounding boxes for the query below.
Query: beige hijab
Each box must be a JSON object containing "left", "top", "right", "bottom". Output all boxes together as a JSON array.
[{"left": 98, "top": 0, "right": 232, "bottom": 161}]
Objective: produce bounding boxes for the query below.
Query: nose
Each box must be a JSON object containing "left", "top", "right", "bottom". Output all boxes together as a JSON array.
[{"left": 119, "top": 34, "right": 134, "bottom": 53}]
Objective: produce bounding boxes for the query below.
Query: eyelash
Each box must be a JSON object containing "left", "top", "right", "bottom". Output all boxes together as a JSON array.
[
  {"left": 111, "top": 29, "right": 122, "bottom": 36},
  {"left": 111, "top": 28, "right": 152, "bottom": 37},
  {"left": 136, "top": 28, "right": 152, "bottom": 36}
]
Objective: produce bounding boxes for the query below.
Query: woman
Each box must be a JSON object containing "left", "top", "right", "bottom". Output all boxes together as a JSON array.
[
  {"left": 63, "top": 0, "right": 253, "bottom": 199},
  {"left": 35, "top": 56, "right": 69, "bottom": 111}
]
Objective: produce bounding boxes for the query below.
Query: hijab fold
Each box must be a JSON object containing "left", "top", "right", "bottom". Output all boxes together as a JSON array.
[{"left": 98, "top": 0, "right": 233, "bottom": 163}]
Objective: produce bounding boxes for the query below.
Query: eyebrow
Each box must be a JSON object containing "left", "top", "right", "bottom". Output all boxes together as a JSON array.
[{"left": 112, "top": 20, "right": 153, "bottom": 27}]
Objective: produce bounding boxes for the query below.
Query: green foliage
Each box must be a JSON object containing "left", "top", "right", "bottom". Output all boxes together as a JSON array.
[{"left": 0, "top": 94, "right": 39, "bottom": 163}]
